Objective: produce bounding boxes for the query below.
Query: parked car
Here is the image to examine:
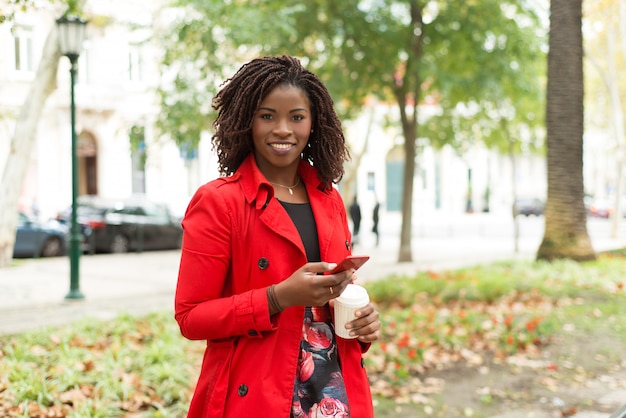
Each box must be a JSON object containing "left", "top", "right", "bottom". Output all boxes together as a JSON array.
[
  {"left": 588, "top": 197, "right": 626, "bottom": 219},
  {"left": 57, "top": 196, "right": 183, "bottom": 254},
  {"left": 513, "top": 198, "right": 544, "bottom": 217},
  {"left": 13, "top": 212, "right": 68, "bottom": 258},
  {"left": 589, "top": 199, "right": 611, "bottom": 218}
]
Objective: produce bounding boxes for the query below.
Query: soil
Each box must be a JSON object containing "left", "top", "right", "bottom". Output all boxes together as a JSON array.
[{"left": 374, "top": 328, "right": 626, "bottom": 418}]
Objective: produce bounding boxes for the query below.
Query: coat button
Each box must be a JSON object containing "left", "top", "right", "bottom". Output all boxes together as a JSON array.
[
  {"left": 345, "top": 240, "right": 351, "bottom": 250},
  {"left": 238, "top": 384, "right": 248, "bottom": 396},
  {"left": 257, "top": 257, "right": 269, "bottom": 270},
  {"left": 247, "top": 329, "right": 258, "bottom": 337}
]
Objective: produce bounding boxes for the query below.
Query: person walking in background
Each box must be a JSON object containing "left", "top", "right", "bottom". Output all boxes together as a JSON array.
[
  {"left": 349, "top": 196, "right": 361, "bottom": 245},
  {"left": 175, "top": 55, "right": 380, "bottom": 418},
  {"left": 372, "top": 200, "right": 380, "bottom": 246}
]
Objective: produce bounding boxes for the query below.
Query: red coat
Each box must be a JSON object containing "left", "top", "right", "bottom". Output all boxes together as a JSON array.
[{"left": 175, "top": 155, "right": 374, "bottom": 418}]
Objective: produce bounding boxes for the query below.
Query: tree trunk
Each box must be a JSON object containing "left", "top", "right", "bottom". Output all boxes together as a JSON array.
[
  {"left": 0, "top": 23, "right": 61, "bottom": 267},
  {"left": 537, "top": 0, "right": 595, "bottom": 261},
  {"left": 398, "top": 107, "right": 416, "bottom": 263},
  {"left": 396, "top": 0, "right": 423, "bottom": 263}
]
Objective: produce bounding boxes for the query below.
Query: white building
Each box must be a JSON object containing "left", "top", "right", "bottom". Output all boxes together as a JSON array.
[
  {"left": 0, "top": 1, "right": 208, "bottom": 221},
  {"left": 1, "top": 1, "right": 553, "bottom": 226},
  {"left": 343, "top": 99, "right": 549, "bottom": 235}
]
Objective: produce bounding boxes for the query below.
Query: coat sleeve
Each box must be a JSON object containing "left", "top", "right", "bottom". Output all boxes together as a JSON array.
[{"left": 174, "top": 182, "right": 274, "bottom": 341}]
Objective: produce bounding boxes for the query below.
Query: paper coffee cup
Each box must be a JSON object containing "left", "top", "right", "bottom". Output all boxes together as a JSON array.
[{"left": 334, "top": 284, "right": 370, "bottom": 339}]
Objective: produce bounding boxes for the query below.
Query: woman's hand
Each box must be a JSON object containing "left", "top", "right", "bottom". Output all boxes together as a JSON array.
[
  {"left": 274, "top": 262, "right": 355, "bottom": 309},
  {"left": 345, "top": 303, "right": 381, "bottom": 342}
]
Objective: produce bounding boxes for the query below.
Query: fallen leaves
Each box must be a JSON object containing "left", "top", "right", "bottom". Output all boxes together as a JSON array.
[
  {"left": 2, "top": 253, "right": 626, "bottom": 416},
  {"left": 0, "top": 313, "right": 197, "bottom": 418},
  {"left": 366, "top": 289, "right": 557, "bottom": 402}
]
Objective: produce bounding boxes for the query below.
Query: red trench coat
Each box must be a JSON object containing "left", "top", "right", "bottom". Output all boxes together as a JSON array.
[{"left": 175, "top": 155, "right": 374, "bottom": 418}]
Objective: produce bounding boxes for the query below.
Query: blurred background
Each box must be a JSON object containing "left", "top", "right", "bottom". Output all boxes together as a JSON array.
[{"left": 0, "top": 0, "right": 624, "bottom": 262}]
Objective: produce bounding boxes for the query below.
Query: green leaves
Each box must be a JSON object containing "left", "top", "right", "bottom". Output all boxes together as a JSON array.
[{"left": 155, "top": 0, "right": 546, "bottom": 156}]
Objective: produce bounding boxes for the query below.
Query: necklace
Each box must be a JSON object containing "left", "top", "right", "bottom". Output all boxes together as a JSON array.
[{"left": 270, "top": 177, "right": 300, "bottom": 195}]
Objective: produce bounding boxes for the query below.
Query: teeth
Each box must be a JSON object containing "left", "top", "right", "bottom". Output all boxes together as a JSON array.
[{"left": 272, "top": 143, "right": 292, "bottom": 149}]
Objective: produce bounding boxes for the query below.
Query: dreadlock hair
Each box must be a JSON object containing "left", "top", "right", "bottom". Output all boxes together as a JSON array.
[{"left": 211, "top": 55, "right": 349, "bottom": 186}]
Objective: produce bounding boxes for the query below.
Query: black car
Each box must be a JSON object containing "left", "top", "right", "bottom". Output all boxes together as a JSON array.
[
  {"left": 13, "top": 212, "right": 68, "bottom": 258},
  {"left": 513, "top": 198, "right": 544, "bottom": 217},
  {"left": 58, "top": 196, "right": 183, "bottom": 254}
]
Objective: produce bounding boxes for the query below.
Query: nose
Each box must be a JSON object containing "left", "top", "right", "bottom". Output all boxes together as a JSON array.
[{"left": 273, "top": 118, "right": 292, "bottom": 137}]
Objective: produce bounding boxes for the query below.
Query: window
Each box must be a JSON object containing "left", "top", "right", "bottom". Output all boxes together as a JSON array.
[
  {"left": 13, "top": 27, "right": 34, "bottom": 72},
  {"left": 130, "top": 126, "right": 146, "bottom": 194},
  {"left": 128, "top": 44, "right": 143, "bottom": 82},
  {"left": 367, "top": 172, "right": 375, "bottom": 192}
]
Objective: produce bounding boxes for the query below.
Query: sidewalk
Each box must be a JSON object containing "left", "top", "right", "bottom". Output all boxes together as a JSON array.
[
  {"left": 2, "top": 213, "right": 626, "bottom": 336},
  {"left": 0, "top": 216, "right": 529, "bottom": 335},
  {"left": 0, "top": 251, "right": 179, "bottom": 336}
]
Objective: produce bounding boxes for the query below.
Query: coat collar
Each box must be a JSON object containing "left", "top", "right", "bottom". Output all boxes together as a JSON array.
[
  {"left": 225, "top": 153, "right": 346, "bottom": 261},
  {"left": 234, "top": 154, "right": 332, "bottom": 210}
]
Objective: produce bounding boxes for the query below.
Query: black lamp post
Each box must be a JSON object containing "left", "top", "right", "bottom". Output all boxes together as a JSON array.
[{"left": 56, "top": 14, "right": 87, "bottom": 300}]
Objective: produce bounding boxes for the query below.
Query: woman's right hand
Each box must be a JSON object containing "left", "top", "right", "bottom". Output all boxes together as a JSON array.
[{"left": 273, "top": 262, "right": 355, "bottom": 309}]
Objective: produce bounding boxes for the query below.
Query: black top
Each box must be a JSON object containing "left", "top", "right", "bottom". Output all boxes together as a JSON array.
[{"left": 279, "top": 201, "right": 320, "bottom": 262}]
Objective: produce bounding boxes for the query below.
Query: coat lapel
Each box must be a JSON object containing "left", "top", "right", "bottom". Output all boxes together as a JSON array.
[
  {"left": 237, "top": 154, "right": 344, "bottom": 259},
  {"left": 307, "top": 183, "right": 342, "bottom": 260}
]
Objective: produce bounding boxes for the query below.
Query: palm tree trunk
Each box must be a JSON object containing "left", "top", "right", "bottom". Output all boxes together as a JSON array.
[{"left": 537, "top": 0, "right": 595, "bottom": 261}]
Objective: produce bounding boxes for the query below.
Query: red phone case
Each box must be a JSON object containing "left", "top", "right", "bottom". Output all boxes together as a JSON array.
[{"left": 329, "top": 255, "right": 370, "bottom": 274}]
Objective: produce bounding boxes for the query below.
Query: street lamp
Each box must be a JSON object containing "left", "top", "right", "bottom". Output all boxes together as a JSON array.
[{"left": 56, "top": 14, "right": 87, "bottom": 300}]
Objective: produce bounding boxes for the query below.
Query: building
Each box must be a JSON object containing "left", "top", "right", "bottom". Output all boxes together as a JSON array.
[
  {"left": 0, "top": 1, "right": 208, "bottom": 221},
  {"left": 1, "top": 2, "right": 553, "bottom": 228}
]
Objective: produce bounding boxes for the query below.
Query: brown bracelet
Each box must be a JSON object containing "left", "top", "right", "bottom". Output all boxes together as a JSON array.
[
  {"left": 268, "top": 285, "right": 283, "bottom": 313},
  {"left": 271, "top": 285, "right": 284, "bottom": 312},
  {"left": 267, "top": 284, "right": 284, "bottom": 313}
]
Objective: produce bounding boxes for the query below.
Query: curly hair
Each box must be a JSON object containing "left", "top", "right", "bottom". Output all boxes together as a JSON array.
[{"left": 211, "top": 55, "right": 349, "bottom": 186}]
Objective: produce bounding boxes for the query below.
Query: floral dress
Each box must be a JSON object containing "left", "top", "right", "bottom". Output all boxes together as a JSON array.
[
  {"left": 290, "top": 305, "right": 351, "bottom": 417},
  {"left": 280, "top": 201, "right": 351, "bottom": 418}
]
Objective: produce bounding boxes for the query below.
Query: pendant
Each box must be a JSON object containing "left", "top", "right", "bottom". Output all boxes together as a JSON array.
[{"left": 288, "top": 188, "right": 293, "bottom": 195}]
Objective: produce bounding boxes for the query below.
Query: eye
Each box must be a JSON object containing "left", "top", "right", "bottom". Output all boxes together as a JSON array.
[
  {"left": 292, "top": 114, "right": 305, "bottom": 121},
  {"left": 259, "top": 113, "right": 273, "bottom": 120}
]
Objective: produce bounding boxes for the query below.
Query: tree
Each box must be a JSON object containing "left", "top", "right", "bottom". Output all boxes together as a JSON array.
[
  {"left": 0, "top": 1, "right": 83, "bottom": 267},
  {"left": 536, "top": 0, "right": 595, "bottom": 261},
  {"left": 157, "top": 0, "right": 546, "bottom": 262},
  {"left": 420, "top": 5, "right": 547, "bottom": 252}
]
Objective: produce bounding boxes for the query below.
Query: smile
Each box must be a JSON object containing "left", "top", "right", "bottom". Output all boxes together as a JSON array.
[{"left": 270, "top": 143, "right": 294, "bottom": 150}]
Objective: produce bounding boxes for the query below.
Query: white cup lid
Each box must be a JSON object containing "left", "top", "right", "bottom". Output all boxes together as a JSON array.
[{"left": 336, "top": 284, "right": 369, "bottom": 306}]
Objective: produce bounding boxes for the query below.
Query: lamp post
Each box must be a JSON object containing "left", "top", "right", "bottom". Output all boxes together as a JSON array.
[{"left": 56, "top": 14, "right": 87, "bottom": 300}]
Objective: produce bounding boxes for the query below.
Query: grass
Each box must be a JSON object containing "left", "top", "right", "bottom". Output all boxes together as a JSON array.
[
  {"left": 1, "top": 249, "right": 626, "bottom": 417},
  {"left": 0, "top": 313, "right": 199, "bottom": 417}
]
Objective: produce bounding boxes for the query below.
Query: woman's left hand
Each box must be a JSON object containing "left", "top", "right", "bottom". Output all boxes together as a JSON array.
[{"left": 345, "top": 302, "right": 381, "bottom": 342}]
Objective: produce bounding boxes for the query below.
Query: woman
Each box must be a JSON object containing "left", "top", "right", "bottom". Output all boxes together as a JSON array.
[{"left": 175, "top": 55, "right": 381, "bottom": 418}]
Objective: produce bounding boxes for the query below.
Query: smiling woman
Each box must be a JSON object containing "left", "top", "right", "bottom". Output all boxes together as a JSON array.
[{"left": 174, "top": 55, "right": 381, "bottom": 418}]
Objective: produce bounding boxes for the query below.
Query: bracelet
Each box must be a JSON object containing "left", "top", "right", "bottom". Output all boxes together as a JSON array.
[
  {"left": 268, "top": 285, "right": 283, "bottom": 313},
  {"left": 267, "top": 284, "right": 284, "bottom": 313}
]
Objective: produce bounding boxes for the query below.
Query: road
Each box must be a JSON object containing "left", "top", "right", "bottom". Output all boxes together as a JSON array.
[{"left": 1, "top": 212, "right": 625, "bottom": 337}]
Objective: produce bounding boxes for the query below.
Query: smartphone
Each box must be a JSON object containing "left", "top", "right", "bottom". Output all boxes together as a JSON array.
[{"left": 328, "top": 255, "right": 370, "bottom": 274}]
